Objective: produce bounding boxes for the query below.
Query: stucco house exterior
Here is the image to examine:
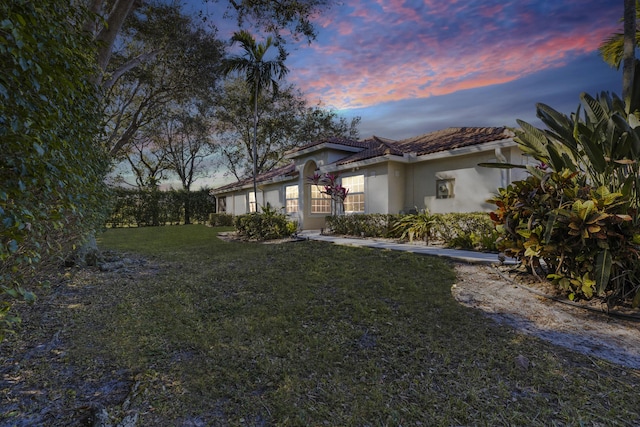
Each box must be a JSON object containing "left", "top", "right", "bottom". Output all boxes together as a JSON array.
[{"left": 211, "top": 126, "right": 529, "bottom": 230}]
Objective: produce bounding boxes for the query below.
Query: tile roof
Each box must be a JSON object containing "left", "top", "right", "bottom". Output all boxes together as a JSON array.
[
  {"left": 288, "top": 136, "right": 372, "bottom": 154},
  {"left": 212, "top": 163, "right": 297, "bottom": 193},
  {"left": 337, "top": 127, "right": 514, "bottom": 165},
  {"left": 213, "top": 127, "right": 514, "bottom": 192}
]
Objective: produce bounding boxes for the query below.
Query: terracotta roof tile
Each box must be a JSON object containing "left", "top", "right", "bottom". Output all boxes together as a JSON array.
[
  {"left": 337, "top": 127, "right": 513, "bottom": 165},
  {"left": 213, "top": 163, "right": 297, "bottom": 193}
]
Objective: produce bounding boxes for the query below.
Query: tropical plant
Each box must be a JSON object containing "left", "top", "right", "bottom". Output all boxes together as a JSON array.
[
  {"left": 489, "top": 169, "right": 640, "bottom": 304},
  {"left": 599, "top": 0, "right": 638, "bottom": 105},
  {"left": 391, "top": 209, "right": 436, "bottom": 243},
  {"left": 221, "top": 30, "right": 289, "bottom": 210},
  {"left": 490, "top": 90, "right": 640, "bottom": 221},
  {"left": 599, "top": 0, "right": 639, "bottom": 69},
  {"left": 307, "top": 172, "right": 349, "bottom": 216}
]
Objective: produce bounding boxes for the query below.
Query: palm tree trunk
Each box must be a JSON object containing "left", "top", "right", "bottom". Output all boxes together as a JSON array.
[
  {"left": 623, "top": 0, "right": 636, "bottom": 108},
  {"left": 252, "top": 78, "right": 259, "bottom": 212}
]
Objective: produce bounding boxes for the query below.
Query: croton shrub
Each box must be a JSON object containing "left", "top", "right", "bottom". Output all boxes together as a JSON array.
[{"left": 489, "top": 169, "right": 640, "bottom": 304}]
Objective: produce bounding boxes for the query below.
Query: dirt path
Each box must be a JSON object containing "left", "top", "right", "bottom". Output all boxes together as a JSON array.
[{"left": 452, "top": 263, "right": 640, "bottom": 369}]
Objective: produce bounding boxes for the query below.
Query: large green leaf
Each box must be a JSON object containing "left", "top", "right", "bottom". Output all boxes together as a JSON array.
[
  {"left": 595, "top": 249, "right": 612, "bottom": 296},
  {"left": 581, "top": 92, "right": 607, "bottom": 124},
  {"left": 536, "top": 103, "right": 577, "bottom": 150}
]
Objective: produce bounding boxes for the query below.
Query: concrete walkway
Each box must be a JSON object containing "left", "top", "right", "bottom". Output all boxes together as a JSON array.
[{"left": 297, "top": 230, "right": 516, "bottom": 265}]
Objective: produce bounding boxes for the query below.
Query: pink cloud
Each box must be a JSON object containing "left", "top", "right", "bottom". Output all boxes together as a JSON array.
[{"left": 287, "top": 0, "right": 621, "bottom": 109}]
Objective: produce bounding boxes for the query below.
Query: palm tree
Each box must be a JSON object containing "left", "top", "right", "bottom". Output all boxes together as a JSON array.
[
  {"left": 599, "top": 0, "right": 638, "bottom": 108},
  {"left": 221, "top": 30, "right": 289, "bottom": 211}
]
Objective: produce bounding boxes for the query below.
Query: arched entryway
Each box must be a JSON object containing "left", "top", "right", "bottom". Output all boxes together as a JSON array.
[{"left": 301, "top": 160, "right": 326, "bottom": 230}]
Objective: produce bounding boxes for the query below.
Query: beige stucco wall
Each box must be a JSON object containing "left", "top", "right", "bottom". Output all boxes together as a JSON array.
[{"left": 404, "top": 150, "right": 505, "bottom": 214}]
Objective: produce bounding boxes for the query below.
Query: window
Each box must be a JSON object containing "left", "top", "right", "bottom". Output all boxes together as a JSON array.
[
  {"left": 285, "top": 185, "right": 299, "bottom": 213},
  {"left": 217, "top": 196, "right": 226, "bottom": 213},
  {"left": 248, "top": 191, "right": 256, "bottom": 212},
  {"left": 310, "top": 184, "right": 331, "bottom": 214},
  {"left": 436, "top": 179, "right": 454, "bottom": 199},
  {"left": 342, "top": 175, "right": 365, "bottom": 213}
]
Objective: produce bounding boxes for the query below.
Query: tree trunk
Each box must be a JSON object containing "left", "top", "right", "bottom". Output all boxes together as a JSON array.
[
  {"left": 252, "top": 79, "right": 260, "bottom": 212},
  {"left": 623, "top": 0, "right": 636, "bottom": 109}
]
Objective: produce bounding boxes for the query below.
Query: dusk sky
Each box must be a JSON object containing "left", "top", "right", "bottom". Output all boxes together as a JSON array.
[
  {"left": 200, "top": 0, "right": 623, "bottom": 139},
  {"left": 181, "top": 0, "right": 624, "bottom": 187}
]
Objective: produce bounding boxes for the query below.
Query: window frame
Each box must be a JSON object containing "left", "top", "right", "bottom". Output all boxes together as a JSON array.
[
  {"left": 342, "top": 174, "right": 365, "bottom": 213},
  {"left": 285, "top": 184, "right": 299, "bottom": 214},
  {"left": 310, "top": 184, "right": 331, "bottom": 214}
]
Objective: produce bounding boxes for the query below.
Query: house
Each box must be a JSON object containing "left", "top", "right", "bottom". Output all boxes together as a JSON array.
[{"left": 211, "top": 127, "right": 529, "bottom": 230}]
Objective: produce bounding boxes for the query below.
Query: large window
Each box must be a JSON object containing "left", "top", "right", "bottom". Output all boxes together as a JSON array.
[
  {"left": 217, "top": 196, "right": 226, "bottom": 213},
  {"left": 310, "top": 184, "right": 331, "bottom": 214},
  {"left": 248, "top": 191, "right": 256, "bottom": 213},
  {"left": 342, "top": 175, "right": 365, "bottom": 213},
  {"left": 285, "top": 185, "right": 299, "bottom": 213}
]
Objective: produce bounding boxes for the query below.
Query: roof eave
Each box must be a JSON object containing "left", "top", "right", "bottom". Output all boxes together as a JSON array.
[{"left": 285, "top": 142, "right": 364, "bottom": 159}]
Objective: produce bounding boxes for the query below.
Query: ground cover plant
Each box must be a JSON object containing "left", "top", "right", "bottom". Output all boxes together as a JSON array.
[{"left": 1, "top": 225, "right": 639, "bottom": 426}]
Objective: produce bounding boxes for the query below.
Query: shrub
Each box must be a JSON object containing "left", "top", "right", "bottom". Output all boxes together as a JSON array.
[
  {"left": 106, "top": 188, "right": 215, "bottom": 227},
  {"left": 432, "top": 212, "right": 498, "bottom": 251},
  {"left": 234, "top": 204, "right": 296, "bottom": 241},
  {"left": 326, "top": 214, "right": 401, "bottom": 237},
  {"left": 391, "top": 210, "right": 435, "bottom": 243},
  {"left": 485, "top": 89, "right": 640, "bottom": 304},
  {"left": 209, "top": 213, "right": 235, "bottom": 227},
  {"left": 489, "top": 169, "right": 640, "bottom": 303}
]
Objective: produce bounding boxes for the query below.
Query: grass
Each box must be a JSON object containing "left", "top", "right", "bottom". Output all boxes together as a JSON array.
[{"left": 2, "top": 224, "right": 640, "bottom": 426}]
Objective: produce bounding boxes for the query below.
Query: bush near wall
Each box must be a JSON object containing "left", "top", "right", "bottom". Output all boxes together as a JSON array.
[
  {"left": 325, "top": 213, "right": 498, "bottom": 251},
  {"left": 234, "top": 206, "right": 297, "bottom": 241},
  {"left": 326, "top": 214, "right": 403, "bottom": 238},
  {"left": 209, "top": 213, "right": 235, "bottom": 227},
  {"left": 106, "top": 188, "right": 215, "bottom": 227}
]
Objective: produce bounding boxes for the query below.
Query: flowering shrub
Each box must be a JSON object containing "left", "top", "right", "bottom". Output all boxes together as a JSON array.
[{"left": 307, "top": 172, "right": 349, "bottom": 215}]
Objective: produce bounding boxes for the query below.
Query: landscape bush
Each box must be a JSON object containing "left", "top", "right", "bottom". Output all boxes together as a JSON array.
[
  {"left": 326, "top": 214, "right": 401, "bottom": 237},
  {"left": 487, "top": 90, "right": 640, "bottom": 304},
  {"left": 106, "top": 187, "right": 215, "bottom": 227},
  {"left": 208, "top": 213, "right": 235, "bottom": 227},
  {"left": 325, "top": 212, "right": 498, "bottom": 251},
  {"left": 234, "top": 205, "right": 297, "bottom": 241},
  {"left": 432, "top": 212, "right": 498, "bottom": 251}
]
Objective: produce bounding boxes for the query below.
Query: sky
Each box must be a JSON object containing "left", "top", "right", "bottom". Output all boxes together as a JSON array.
[{"left": 182, "top": 0, "right": 624, "bottom": 187}]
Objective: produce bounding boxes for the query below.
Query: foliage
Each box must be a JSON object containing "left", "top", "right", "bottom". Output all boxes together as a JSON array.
[
  {"left": 234, "top": 204, "right": 297, "bottom": 240},
  {"left": 326, "top": 214, "right": 402, "bottom": 237},
  {"left": 325, "top": 212, "right": 498, "bottom": 251},
  {"left": 106, "top": 188, "right": 215, "bottom": 227},
  {"left": 221, "top": 30, "right": 289, "bottom": 206},
  {"left": 489, "top": 169, "right": 640, "bottom": 302},
  {"left": 208, "top": 213, "right": 235, "bottom": 227},
  {"left": 485, "top": 88, "right": 640, "bottom": 303},
  {"left": 512, "top": 92, "right": 640, "bottom": 213},
  {"left": 391, "top": 210, "right": 436, "bottom": 243},
  {"left": 214, "top": 78, "right": 360, "bottom": 180},
  {"left": 307, "top": 172, "right": 349, "bottom": 215},
  {"left": 0, "top": 0, "right": 111, "bottom": 338},
  {"left": 599, "top": 0, "right": 640, "bottom": 70},
  {"left": 432, "top": 212, "right": 499, "bottom": 251},
  {"left": 102, "top": 3, "right": 224, "bottom": 158}
]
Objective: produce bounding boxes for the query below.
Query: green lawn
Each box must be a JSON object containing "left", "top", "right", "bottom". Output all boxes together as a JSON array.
[{"left": 3, "top": 225, "right": 640, "bottom": 426}]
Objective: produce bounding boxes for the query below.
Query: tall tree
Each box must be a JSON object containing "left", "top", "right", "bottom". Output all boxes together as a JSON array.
[
  {"left": 221, "top": 30, "right": 289, "bottom": 208},
  {"left": 124, "top": 132, "right": 171, "bottom": 189},
  {"left": 160, "top": 108, "right": 215, "bottom": 223},
  {"left": 214, "top": 78, "right": 360, "bottom": 180},
  {"left": 101, "top": 3, "right": 224, "bottom": 158},
  {"left": 599, "top": 0, "right": 638, "bottom": 109}
]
